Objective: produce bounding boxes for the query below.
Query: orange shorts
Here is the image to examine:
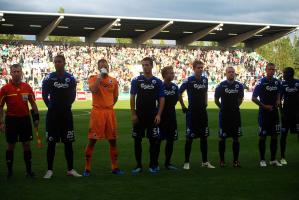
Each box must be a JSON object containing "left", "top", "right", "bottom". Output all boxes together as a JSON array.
[{"left": 88, "top": 107, "right": 117, "bottom": 140}]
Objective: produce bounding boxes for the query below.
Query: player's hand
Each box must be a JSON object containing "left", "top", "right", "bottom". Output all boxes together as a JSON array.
[
  {"left": 131, "top": 113, "right": 138, "bottom": 125},
  {"left": 33, "top": 120, "right": 39, "bottom": 128},
  {"left": 263, "top": 105, "right": 273, "bottom": 111},
  {"left": 154, "top": 114, "right": 161, "bottom": 125},
  {"left": 281, "top": 113, "right": 286, "bottom": 121},
  {"left": 275, "top": 100, "right": 280, "bottom": 108},
  {"left": 0, "top": 122, "right": 5, "bottom": 133},
  {"left": 182, "top": 106, "right": 188, "bottom": 113},
  {"left": 97, "top": 74, "right": 103, "bottom": 80}
]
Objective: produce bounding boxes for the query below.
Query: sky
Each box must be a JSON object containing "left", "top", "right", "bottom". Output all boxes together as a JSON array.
[{"left": 1, "top": 0, "right": 299, "bottom": 25}]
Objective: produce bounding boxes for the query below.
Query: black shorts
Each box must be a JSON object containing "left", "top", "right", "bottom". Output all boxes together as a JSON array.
[
  {"left": 5, "top": 115, "right": 33, "bottom": 143},
  {"left": 281, "top": 111, "right": 299, "bottom": 135},
  {"left": 258, "top": 109, "right": 280, "bottom": 136},
  {"left": 46, "top": 108, "right": 75, "bottom": 143},
  {"left": 186, "top": 109, "right": 209, "bottom": 139},
  {"left": 132, "top": 112, "right": 160, "bottom": 139},
  {"left": 160, "top": 115, "right": 178, "bottom": 141},
  {"left": 219, "top": 110, "right": 242, "bottom": 138}
]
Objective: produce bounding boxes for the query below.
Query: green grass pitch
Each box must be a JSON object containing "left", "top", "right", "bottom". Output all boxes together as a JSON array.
[{"left": 0, "top": 100, "right": 298, "bottom": 200}]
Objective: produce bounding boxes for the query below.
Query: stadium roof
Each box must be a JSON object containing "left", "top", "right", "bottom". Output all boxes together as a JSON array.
[{"left": 0, "top": 11, "right": 298, "bottom": 49}]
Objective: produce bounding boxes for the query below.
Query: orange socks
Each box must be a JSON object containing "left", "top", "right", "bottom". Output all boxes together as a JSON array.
[
  {"left": 109, "top": 145, "right": 118, "bottom": 170},
  {"left": 84, "top": 145, "right": 94, "bottom": 172}
]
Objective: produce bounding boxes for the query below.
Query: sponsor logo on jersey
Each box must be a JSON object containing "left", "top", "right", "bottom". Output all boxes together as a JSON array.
[
  {"left": 165, "top": 89, "right": 176, "bottom": 95},
  {"left": 140, "top": 83, "right": 155, "bottom": 90},
  {"left": 285, "top": 87, "right": 298, "bottom": 93},
  {"left": 265, "top": 86, "right": 277, "bottom": 91},
  {"left": 53, "top": 82, "right": 69, "bottom": 88},
  {"left": 193, "top": 83, "right": 206, "bottom": 89},
  {"left": 224, "top": 88, "right": 239, "bottom": 94}
]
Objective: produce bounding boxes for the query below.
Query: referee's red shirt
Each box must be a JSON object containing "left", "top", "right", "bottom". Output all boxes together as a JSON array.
[{"left": 0, "top": 81, "right": 35, "bottom": 117}]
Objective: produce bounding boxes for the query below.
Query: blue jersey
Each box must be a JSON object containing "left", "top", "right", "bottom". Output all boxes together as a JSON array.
[
  {"left": 162, "top": 82, "right": 179, "bottom": 119},
  {"left": 130, "top": 75, "right": 165, "bottom": 113},
  {"left": 215, "top": 80, "right": 244, "bottom": 112},
  {"left": 252, "top": 77, "right": 281, "bottom": 107},
  {"left": 42, "top": 72, "right": 77, "bottom": 109},
  {"left": 280, "top": 79, "right": 299, "bottom": 112},
  {"left": 179, "top": 75, "right": 208, "bottom": 111}
]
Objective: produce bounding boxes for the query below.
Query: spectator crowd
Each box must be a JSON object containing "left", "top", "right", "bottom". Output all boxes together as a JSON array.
[{"left": 0, "top": 43, "right": 275, "bottom": 93}]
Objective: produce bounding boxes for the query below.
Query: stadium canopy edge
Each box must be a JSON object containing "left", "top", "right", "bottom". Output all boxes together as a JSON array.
[{"left": 0, "top": 10, "right": 298, "bottom": 49}]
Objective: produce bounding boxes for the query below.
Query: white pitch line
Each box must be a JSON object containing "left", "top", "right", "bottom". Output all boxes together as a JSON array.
[{"left": 73, "top": 111, "right": 90, "bottom": 117}]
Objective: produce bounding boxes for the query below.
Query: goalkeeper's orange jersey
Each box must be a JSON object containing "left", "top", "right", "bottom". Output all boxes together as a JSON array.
[{"left": 88, "top": 75, "right": 118, "bottom": 109}]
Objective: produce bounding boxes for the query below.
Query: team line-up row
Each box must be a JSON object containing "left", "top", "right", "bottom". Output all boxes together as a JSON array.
[{"left": 0, "top": 56, "right": 298, "bottom": 179}]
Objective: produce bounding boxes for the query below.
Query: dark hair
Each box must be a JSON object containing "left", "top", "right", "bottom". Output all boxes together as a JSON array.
[
  {"left": 98, "top": 59, "right": 108, "bottom": 64},
  {"left": 266, "top": 63, "right": 275, "bottom": 68},
  {"left": 54, "top": 54, "right": 66, "bottom": 62},
  {"left": 283, "top": 67, "right": 294, "bottom": 79},
  {"left": 141, "top": 57, "right": 153, "bottom": 66},
  {"left": 161, "top": 66, "right": 173, "bottom": 78},
  {"left": 193, "top": 60, "right": 204, "bottom": 69},
  {"left": 10, "top": 63, "right": 22, "bottom": 71}
]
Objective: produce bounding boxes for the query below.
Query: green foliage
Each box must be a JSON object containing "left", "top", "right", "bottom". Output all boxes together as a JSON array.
[
  {"left": 0, "top": 34, "right": 25, "bottom": 40},
  {"left": 48, "top": 36, "right": 82, "bottom": 42},
  {"left": 58, "top": 7, "right": 65, "bottom": 13},
  {"left": 115, "top": 38, "right": 132, "bottom": 44},
  {"left": 257, "top": 35, "right": 298, "bottom": 78}
]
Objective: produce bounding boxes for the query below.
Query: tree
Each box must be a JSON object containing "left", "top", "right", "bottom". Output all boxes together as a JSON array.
[
  {"left": 293, "top": 34, "right": 299, "bottom": 77},
  {"left": 48, "top": 36, "right": 82, "bottom": 42},
  {"left": 159, "top": 39, "right": 166, "bottom": 45},
  {"left": 115, "top": 38, "right": 132, "bottom": 44},
  {"left": 257, "top": 36, "right": 295, "bottom": 74},
  {"left": 58, "top": 7, "right": 65, "bottom": 13},
  {"left": 0, "top": 34, "right": 25, "bottom": 40}
]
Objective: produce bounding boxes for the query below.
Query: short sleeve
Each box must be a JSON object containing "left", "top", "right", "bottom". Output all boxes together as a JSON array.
[
  {"left": 214, "top": 84, "right": 221, "bottom": 99},
  {"left": 252, "top": 81, "right": 261, "bottom": 98},
  {"left": 239, "top": 84, "right": 244, "bottom": 99},
  {"left": 114, "top": 79, "right": 119, "bottom": 98},
  {"left": 0, "top": 86, "right": 6, "bottom": 107},
  {"left": 158, "top": 80, "right": 165, "bottom": 98},
  {"left": 130, "top": 77, "right": 138, "bottom": 95},
  {"left": 179, "top": 79, "right": 188, "bottom": 94}
]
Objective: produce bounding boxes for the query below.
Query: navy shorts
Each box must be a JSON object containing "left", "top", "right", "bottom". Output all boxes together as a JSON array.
[
  {"left": 46, "top": 108, "right": 75, "bottom": 143},
  {"left": 258, "top": 109, "right": 280, "bottom": 136},
  {"left": 132, "top": 111, "right": 160, "bottom": 139},
  {"left": 186, "top": 109, "right": 209, "bottom": 139},
  {"left": 219, "top": 110, "right": 242, "bottom": 138},
  {"left": 281, "top": 111, "right": 299, "bottom": 135},
  {"left": 160, "top": 115, "right": 178, "bottom": 141}
]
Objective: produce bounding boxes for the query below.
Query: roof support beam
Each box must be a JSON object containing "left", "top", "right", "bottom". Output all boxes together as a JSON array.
[
  {"left": 133, "top": 21, "right": 173, "bottom": 45},
  {"left": 245, "top": 28, "right": 297, "bottom": 49},
  {"left": 86, "top": 18, "right": 120, "bottom": 43},
  {"left": 219, "top": 26, "right": 270, "bottom": 48},
  {"left": 36, "top": 16, "right": 64, "bottom": 42},
  {"left": 177, "top": 23, "right": 222, "bottom": 46}
]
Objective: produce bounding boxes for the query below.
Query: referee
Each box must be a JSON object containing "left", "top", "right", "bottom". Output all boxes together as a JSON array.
[{"left": 0, "top": 64, "right": 39, "bottom": 178}]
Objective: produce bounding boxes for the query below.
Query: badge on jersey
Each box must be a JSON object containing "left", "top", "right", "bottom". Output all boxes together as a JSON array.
[{"left": 22, "top": 94, "right": 29, "bottom": 102}]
